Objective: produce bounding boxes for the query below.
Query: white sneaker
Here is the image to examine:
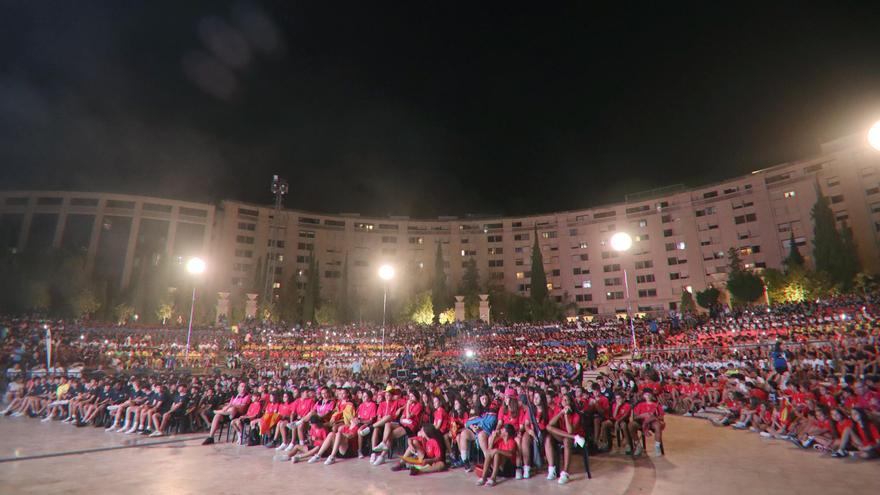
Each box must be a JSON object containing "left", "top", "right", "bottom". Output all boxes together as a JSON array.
[
  {"left": 284, "top": 443, "right": 295, "bottom": 452},
  {"left": 276, "top": 443, "right": 288, "bottom": 451},
  {"left": 546, "top": 466, "right": 557, "bottom": 480},
  {"left": 324, "top": 456, "right": 335, "bottom": 465},
  {"left": 574, "top": 435, "right": 586, "bottom": 448},
  {"left": 370, "top": 453, "right": 377, "bottom": 464},
  {"left": 759, "top": 432, "right": 772, "bottom": 438},
  {"left": 41, "top": 416, "right": 52, "bottom": 422},
  {"left": 125, "top": 428, "right": 138, "bottom": 435},
  {"left": 515, "top": 468, "right": 523, "bottom": 480},
  {"left": 523, "top": 465, "right": 531, "bottom": 479},
  {"left": 359, "top": 426, "right": 372, "bottom": 437},
  {"left": 373, "top": 452, "right": 387, "bottom": 465},
  {"left": 307, "top": 455, "right": 321, "bottom": 464},
  {"left": 558, "top": 471, "right": 570, "bottom": 485},
  {"left": 291, "top": 456, "right": 301, "bottom": 464},
  {"left": 105, "top": 424, "right": 118, "bottom": 431},
  {"left": 372, "top": 441, "right": 387, "bottom": 452},
  {"left": 486, "top": 479, "right": 496, "bottom": 486},
  {"left": 655, "top": 441, "right": 663, "bottom": 455},
  {"left": 149, "top": 431, "right": 163, "bottom": 437}
]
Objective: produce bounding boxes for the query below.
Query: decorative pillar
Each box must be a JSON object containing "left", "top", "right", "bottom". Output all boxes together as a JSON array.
[
  {"left": 454, "top": 295, "right": 465, "bottom": 322},
  {"left": 478, "top": 294, "right": 490, "bottom": 323},
  {"left": 216, "top": 292, "right": 230, "bottom": 324},
  {"left": 245, "top": 293, "right": 258, "bottom": 319}
]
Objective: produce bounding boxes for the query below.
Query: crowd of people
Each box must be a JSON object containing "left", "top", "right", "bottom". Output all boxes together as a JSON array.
[{"left": 1, "top": 292, "right": 879, "bottom": 486}]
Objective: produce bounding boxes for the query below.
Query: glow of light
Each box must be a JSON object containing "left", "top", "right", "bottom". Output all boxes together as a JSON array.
[
  {"left": 610, "top": 232, "right": 633, "bottom": 252},
  {"left": 840, "top": 313, "right": 847, "bottom": 321},
  {"left": 186, "top": 257, "right": 206, "bottom": 275},
  {"left": 464, "top": 349, "right": 476, "bottom": 359},
  {"left": 79, "top": 335, "right": 84, "bottom": 340},
  {"left": 378, "top": 264, "right": 395, "bottom": 281},
  {"left": 869, "top": 120, "right": 880, "bottom": 151}
]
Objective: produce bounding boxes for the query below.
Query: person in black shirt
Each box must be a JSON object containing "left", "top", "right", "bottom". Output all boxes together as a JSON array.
[
  {"left": 151, "top": 385, "right": 190, "bottom": 437},
  {"left": 81, "top": 382, "right": 113, "bottom": 425}
]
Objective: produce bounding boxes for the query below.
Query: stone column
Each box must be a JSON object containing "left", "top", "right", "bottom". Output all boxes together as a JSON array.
[
  {"left": 478, "top": 294, "right": 490, "bottom": 323},
  {"left": 454, "top": 295, "right": 465, "bottom": 322},
  {"left": 216, "top": 292, "right": 230, "bottom": 324},
  {"left": 245, "top": 293, "right": 258, "bottom": 319}
]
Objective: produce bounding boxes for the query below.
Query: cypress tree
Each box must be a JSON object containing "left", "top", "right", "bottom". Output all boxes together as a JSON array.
[
  {"left": 783, "top": 231, "right": 804, "bottom": 272},
  {"left": 459, "top": 257, "right": 480, "bottom": 319},
  {"left": 810, "top": 186, "right": 843, "bottom": 279},
  {"left": 302, "top": 256, "right": 319, "bottom": 322},
  {"left": 837, "top": 221, "right": 861, "bottom": 289},
  {"left": 530, "top": 228, "right": 548, "bottom": 303},
  {"left": 278, "top": 273, "right": 300, "bottom": 323},
  {"left": 431, "top": 241, "right": 448, "bottom": 321}
]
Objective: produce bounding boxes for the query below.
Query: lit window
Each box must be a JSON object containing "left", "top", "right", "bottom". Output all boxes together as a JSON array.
[
  {"left": 273, "top": 282, "right": 281, "bottom": 289},
  {"left": 685, "top": 285, "right": 693, "bottom": 293},
  {"left": 784, "top": 191, "right": 796, "bottom": 199},
  {"left": 515, "top": 272, "right": 525, "bottom": 279},
  {"left": 677, "top": 241, "right": 686, "bottom": 250},
  {"left": 582, "top": 280, "right": 591, "bottom": 288},
  {"left": 546, "top": 283, "right": 553, "bottom": 291}
]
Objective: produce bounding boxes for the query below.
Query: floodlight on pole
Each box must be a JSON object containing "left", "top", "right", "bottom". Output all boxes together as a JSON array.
[
  {"left": 610, "top": 232, "right": 638, "bottom": 352},
  {"left": 184, "top": 257, "right": 206, "bottom": 360},
  {"left": 869, "top": 120, "right": 880, "bottom": 151},
  {"left": 378, "top": 264, "right": 395, "bottom": 360}
]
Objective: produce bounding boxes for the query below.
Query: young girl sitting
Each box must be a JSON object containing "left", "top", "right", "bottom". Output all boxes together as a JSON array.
[
  {"left": 477, "top": 424, "right": 518, "bottom": 486},
  {"left": 389, "top": 424, "right": 447, "bottom": 475},
  {"left": 288, "top": 416, "right": 329, "bottom": 463}
]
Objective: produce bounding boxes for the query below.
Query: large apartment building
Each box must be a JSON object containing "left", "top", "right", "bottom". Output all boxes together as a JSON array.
[{"left": 2, "top": 134, "right": 879, "bottom": 315}]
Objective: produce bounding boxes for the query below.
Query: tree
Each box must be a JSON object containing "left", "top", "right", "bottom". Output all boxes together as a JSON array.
[
  {"left": 71, "top": 289, "right": 102, "bottom": 319},
  {"left": 252, "top": 256, "right": 265, "bottom": 295},
  {"left": 277, "top": 273, "right": 300, "bottom": 323},
  {"left": 783, "top": 232, "right": 804, "bottom": 271},
  {"left": 431, "top": 242, "right": 449, "bottom": 322},
  {"left": 679, "top": 289, "right": 696, "bottom": 313},
  {"left": 336, "top": 253, "right": 351, "bottom": 323},
  {"left": 155, "top": 301, "right": 174, "bottom": 325},
  {"left": 837, "top": 221, "right": 861, "bottom": 290},
  {"left": 854, "top": 272, "right": 879, "bottom": 297},
  {"left": 400, "top": 290, "right": 434, "bottom": 325},
  {"left": 438, "top": 307, "right": 456, "bottom": 324},
  {"left": 114, "top": 303, "right": 135, "bottom": 324},
  {"left": 315, "top": 305, "right": 337, "bottom": 325},
  {"left": 301, "top": 256, "right": 320, "bottom": 322},
  {"left": 459, "top": 257, "right": 480, "bottom": 319},
  {"left": 725, "top": 247, "right": 764, "bottom": 305},
  {"left": 529, "top": 227, "right": 549, "bottom": 304},
  {"left": 695, "top": 287, "right": 720, "bottom": 313}
]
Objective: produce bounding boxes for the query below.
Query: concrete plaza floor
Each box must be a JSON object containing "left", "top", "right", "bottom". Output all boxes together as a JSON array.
[{"left": 0, "top": 415, "right": 878, "bottom": 495}]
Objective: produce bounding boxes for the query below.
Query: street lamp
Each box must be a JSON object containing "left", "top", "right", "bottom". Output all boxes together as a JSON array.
[
  {"left": 378, "top": 264, "right": 395, "bottom": 359},
  {"left": 610, "top": 232, "right": 638, "bottom": 352},
  {"left": 184, "top": 257, "right": 206, "bottom": 360},
  {"left": 869, "top": 120, "right": 880, "bottom": 151}
]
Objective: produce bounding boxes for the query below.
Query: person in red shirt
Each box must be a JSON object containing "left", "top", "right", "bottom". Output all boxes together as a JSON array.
[
  {"left": 288, "top": 416, "right": 328, "bottom": 463},
  {"left": 272, "top": 391, "right": 296, "bottom": 450},
  {"left": 390, "top": 424, "right": 447, "bottom": 475},
  {"left": 493, "top": 391, "right": 529, "bottom": 479},
  {"left": 370, "top": 390, "right": 392, "bottom": 463},
  {"left": 258, "top": 391, "right": 281, "bottom": 436},
  {"left": 584, "top": 383, "right": 611, "bottom": 443},
  {"left": 599, "top": 392, "right": 631, "bottom": 451},
  {"left": 477, "top": 424, "right": 518, "bottom": 486},
  {"left": 342, "top": 389, "right": 378, "bottom": 458},
  {"left": 288, "top": 388, "right": 317, "bottom": 450},
  {"left": 373, "top": 389, "right": 423, "bottom": 465},
  {"left": 628, "top": 389, "right": 664, "bottom": 456},
  {"left": 792, "top": 406, "right": 833, "bottom": 449},
  {"left": 446, "top": 397, "right": 470, "bottom": 463},
  {"left": 520, "top": 391, "right": 548, "bottom": 479},
  {"left": 432, "top": 396, "right": 450, "bottom": 435},
  {"left": 230, "top": 392, "right": 262, "bottom": 445},
  {"left": 833, "top": 407, "right": 880, "bottom": 458},
  {"left": 544, "top": 393, "right": 585, "bottom": 485},
  {"left": 322, "top": 388, "right": 358, "bottom": 465}
]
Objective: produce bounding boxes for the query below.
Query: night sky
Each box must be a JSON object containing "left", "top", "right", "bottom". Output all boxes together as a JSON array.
[{"left": 2, "top": 1, "right": 880, "bottom": 218}]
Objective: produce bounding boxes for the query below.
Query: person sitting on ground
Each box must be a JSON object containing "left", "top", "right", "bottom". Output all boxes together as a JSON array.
[{"left": 390, "top": 424, "right": 448, "bottom": 476}]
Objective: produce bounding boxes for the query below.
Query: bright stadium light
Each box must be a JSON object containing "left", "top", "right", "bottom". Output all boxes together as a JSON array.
[
  {"left": 186, "top": 257, "right": 206, "bottom": 275},
  {"left": 465, "top": 349, "right": 476, "bottom": 359},
  {"left": 378, "top": 264, "right": 395, "bottom": 360},
  {"left": 869, "top": 120, "right": 880, "bottom": 151},
  {"left": 378, "top": 264, "right": 395, "bottom": 281},
  {"left": 610, "top": 232, "right": 633, "bottom": 252},
  {"left": 184, "top": 257, "right": 206, "bottom": 359},
  {"left": 610, "top": 232, "right": 637, "bottom": 352}
]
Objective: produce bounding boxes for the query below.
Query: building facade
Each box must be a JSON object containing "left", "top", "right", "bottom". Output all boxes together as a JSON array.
[{"left": 2, "top": 134, "right": 879, "bottom": 315}]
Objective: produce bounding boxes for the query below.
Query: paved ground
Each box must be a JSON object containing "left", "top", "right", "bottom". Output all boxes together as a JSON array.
[{"left": 0, "top": 415, "right": 878, "bottom": 495}]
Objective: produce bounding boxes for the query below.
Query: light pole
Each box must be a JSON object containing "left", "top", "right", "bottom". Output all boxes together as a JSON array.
[
  {"left": 185, "top": 257, "right": 206, "bottom": 360},
  {"left": 378, "top": 264, "right": 395, "bottom": 360},
  {"left": 610, "top": 232, "right": 638, "bottom": 352}
]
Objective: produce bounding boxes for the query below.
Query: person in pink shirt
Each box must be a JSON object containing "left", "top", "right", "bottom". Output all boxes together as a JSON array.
[
  {"left": 203, "top": 382, "right": 250, "bottom": 445},
  {"left": 231, "top": 392, "right": 262, "bottom": 444}
]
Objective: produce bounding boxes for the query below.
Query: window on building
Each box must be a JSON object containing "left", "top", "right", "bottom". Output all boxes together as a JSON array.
[
  {"left": 635, "top": 260, "right": 654, "bottom": 269},
  {"left": 487, "top": 235, "right": 503, "bottom": 243},
  {"left": 606, "top": 291, "right": 624, "bottom": 300},
  {"left": 488, "top": 259, "right": 503, "bottom": 267},
  {"left": 541, "top": 231, "right": 557, "bottom": 239},
  {"left": 409, "top": 236, "right": 424, "bottom": 244},
  {"left": 603, "top": 263, "right": 621, "bottom": 272},
  {"left": 783, "top": 190, "right": 796, "bottom": 199},
  {"left": 637, "top": 288, "right": 658, "bottom": 297},
  {"left": 514, "top": 233, "right": 530, "bottom": 241},
  {"left": 636, "top": 274, "right": 655, "bottom": 283},
  {"left": 488, "top": 247, "right": 503, "bottom": 255},
  {"left": 236, "top": 235, "right": 254, "bottom": 244},
  {"left": 604, "top": 277, "right": 622, "bottom": 286}
]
